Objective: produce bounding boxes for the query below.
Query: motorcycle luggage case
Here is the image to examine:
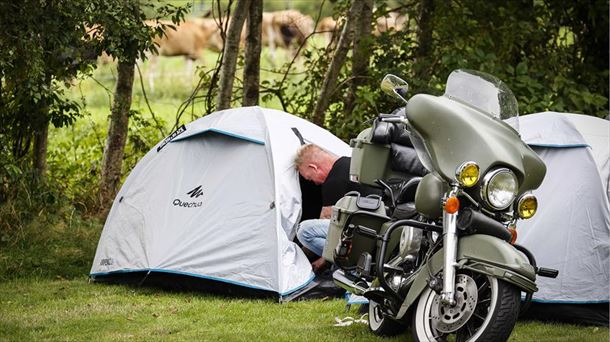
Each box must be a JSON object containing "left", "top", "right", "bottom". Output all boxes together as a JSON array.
[
  {"left": 350, "top": 128, "right": 406, "bottom": 187},
  {"left": 322, "top": 193, "right": 388, "bottom": 267}
]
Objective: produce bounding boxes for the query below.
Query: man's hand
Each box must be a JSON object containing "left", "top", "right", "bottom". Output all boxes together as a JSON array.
[
  {"left": 320, "top": 206, "right": 332, "bottom": 219},
  {"left": 311, "top": 257, "right": 330, "bottom": 274}
]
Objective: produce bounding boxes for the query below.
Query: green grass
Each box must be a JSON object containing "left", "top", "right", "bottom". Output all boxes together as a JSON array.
[{"left": 0, "top": 278, "right": 607, "bottom": 342}]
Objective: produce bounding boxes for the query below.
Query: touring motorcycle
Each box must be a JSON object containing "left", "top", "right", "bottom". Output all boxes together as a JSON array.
[{"left": 323, "top": 69, "right": 558, "bottom": 341}]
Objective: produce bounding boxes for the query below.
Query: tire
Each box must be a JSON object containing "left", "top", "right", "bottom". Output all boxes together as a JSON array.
[
  {"left": 368, "top": 300, "right": 406, "bottom": 337},
  {"left": 411, "top": 271, "right": 520, "bottom": 342}
]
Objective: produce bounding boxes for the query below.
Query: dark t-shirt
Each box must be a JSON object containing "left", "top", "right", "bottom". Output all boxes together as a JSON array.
[{"left": 321, "top": 157, "right": 382, "bottom": 206}]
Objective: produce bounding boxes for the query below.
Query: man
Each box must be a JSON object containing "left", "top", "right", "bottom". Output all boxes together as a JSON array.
[{"left": 294, "top": 144, "right": 380, "bottom": 273}]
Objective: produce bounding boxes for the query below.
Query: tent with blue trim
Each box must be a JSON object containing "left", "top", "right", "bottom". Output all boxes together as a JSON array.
[
  {"left": 90, "top": 106, "right": 350, "bottom": 299},
  {"left": 515, "top": 112, "right": 609, "bottom": 325}
]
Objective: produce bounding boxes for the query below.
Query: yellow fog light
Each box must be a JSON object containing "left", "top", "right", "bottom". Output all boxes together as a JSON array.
[
  {"left": 517, "top": 194, "right": 538, "bottom": 219},
  {"left": 456, "top": 161, "right": 480, "bottom": 187}
]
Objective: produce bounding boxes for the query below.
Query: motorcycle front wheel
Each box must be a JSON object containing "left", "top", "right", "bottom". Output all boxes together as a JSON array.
[
  {"left": 368, "top": 300, "right": 406, "bottom": 336},
  {"left": 411, "top": 271, "right": 520, "bottom": 342}
]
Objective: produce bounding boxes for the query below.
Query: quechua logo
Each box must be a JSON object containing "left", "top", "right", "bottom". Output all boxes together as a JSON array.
[
  {"left": 173, "top": 185, "right": 204, "bottom": 208},
  {"left": 187, "top": 185, "right": 204, "bottom": 198}
]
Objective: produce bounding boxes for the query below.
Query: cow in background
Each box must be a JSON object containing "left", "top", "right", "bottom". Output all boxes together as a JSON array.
[
  {"left": 195, "top": 10, "right": 314, "bottom": 61},
  {"left": 147, "top": 19, "right": 217, "bottom": 91},
  {"left": 263, "top": 10, "right": 314, "bottom": 58},
  {"left": 314, "top": 11, "right": 407, "bottom": 48},
  {"left": 190, "top": 17, "right": 225, "bottom": 52},
  {"left": 374, "top": 11, "right": 407, "bottom": 35},
  {"left": 316, "top": 16, "right": 339, "bottom": 43}
]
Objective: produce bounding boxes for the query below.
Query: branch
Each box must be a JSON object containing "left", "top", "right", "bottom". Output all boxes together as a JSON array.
[{"left": 135, "top": 62, "right": 166, "bottom": 137}]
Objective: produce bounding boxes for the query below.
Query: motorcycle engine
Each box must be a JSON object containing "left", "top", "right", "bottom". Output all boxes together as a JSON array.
[{"left": 398, "top": 225, "right": 423, "bottom": 261}]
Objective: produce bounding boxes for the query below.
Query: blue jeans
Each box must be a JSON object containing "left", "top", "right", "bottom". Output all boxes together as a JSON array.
[{"left": 297, "top": 219, "right": 330, "bottom": 257}]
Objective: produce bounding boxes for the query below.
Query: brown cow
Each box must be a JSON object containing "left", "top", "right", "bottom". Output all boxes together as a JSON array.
[
  {"left": 190, "top": 17, "right": 226, "bottom": 52},
  {"left": 374, "top": 12, "right": 407, "bottom": 35},
  {"left": 313, "top": 12, "right": 406, "bottom": 45},
  {"left": 257, "top": 10, "right": 314, "bottom": 61},
  {"left": 149, "top": 20, "right": 210, "bottom": 60},
  {"left": 195, "top": 11, "right": 314, "bottom": 59},
  {"left": 267, "top": 10, "right": 314, "bottom": 50},
  {"left": 316, "top": 16, "right": 337, "bottom": 32},
  {"left": 147, "top": 19, "right": 215, "bottom": 91}
]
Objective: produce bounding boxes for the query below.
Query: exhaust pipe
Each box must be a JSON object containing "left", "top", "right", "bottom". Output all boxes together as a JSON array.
[{"left": 332, "top": 269, "right": 368, "bottom": 295}]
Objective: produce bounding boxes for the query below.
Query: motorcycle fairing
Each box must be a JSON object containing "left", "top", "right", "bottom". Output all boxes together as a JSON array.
[{"left": 406, "top": 94, "right": 546, "bottom": 194}]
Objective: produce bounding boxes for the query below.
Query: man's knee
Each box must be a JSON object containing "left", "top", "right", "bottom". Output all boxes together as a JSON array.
[{"left": 297, "top": 221, "right": 313, "bottom": 244}]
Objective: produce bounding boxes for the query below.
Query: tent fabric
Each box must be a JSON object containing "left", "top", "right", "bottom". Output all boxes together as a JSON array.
[
  {"left": 563, "top": 113, "right": 610, "bottom": 203},
  {"left": 90, "top": 106, "right": 350, "bottom": 297},
  {"left": 515, "top": 112, "right": 610, "bottom": 305}
]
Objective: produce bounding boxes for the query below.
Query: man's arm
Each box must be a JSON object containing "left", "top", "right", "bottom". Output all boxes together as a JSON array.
[{"left": 320, "top": 206, "right": 332, "bottom": 219}]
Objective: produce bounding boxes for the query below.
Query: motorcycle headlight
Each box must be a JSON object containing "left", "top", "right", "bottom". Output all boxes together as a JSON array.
[
  {"left": 480, "top": 168, "right": 518, "bottom": 210},
  {"left": 455, "top": 161, "right": 479, "bottom": 188},
  {"left": 517, "top": 193, "right": 538, "bottom": 219}
]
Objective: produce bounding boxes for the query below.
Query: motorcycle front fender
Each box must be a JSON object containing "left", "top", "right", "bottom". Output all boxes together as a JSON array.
[{"left": 396, "top": 234, "right": 537, "bottom": 319}]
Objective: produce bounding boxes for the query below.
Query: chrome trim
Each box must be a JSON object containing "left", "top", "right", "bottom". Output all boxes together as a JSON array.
[
  {"left": 441, "top": 189, "right": 459, "bottom": 306},
  {"left": 480, "top": 168, "right": 517, "bottom": 210},
  {"left": 333, "top": 269, "right": 368, "bottom": 295}
]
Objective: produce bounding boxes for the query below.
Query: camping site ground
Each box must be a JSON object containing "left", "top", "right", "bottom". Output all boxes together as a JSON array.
[{"left": 0, "top": 44, "right": 608, "bottom": 342}]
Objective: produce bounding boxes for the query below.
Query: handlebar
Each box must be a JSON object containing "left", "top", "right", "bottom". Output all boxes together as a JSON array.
[{"left": 378, "top": 114, "right": 409, "bottom": 124}]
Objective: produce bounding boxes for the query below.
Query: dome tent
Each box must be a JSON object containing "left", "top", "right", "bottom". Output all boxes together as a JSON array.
[
  {"left": 516, "top": 112, "right": 609, "bottom": 326},
  {"left": 90, "top": 106, "right": 350, "bottom": 298}
]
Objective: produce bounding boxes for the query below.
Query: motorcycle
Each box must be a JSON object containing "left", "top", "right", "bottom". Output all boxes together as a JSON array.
[{"left": 323, "top": 69, "right": 558, "bottom": 341}]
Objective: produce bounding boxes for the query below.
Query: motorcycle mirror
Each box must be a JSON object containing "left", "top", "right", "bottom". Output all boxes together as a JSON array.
[{"left": 381, "top": 74, "right": 409, "bottom": 103}]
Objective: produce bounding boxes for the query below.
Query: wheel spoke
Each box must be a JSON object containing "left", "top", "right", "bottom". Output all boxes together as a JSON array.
[
  {"left": 474, "top": 312, "right": 486, "bottom": 321},
  {"left": 434, "top": 332, "right": 449, "bottom": 342},
  {"left": 478, "top": 298, "right": 491, "bottom": 304}
]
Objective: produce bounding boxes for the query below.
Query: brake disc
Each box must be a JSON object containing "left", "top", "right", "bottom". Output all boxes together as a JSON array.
[{"left": 430, "top": 274, "right": 479, "bottom": 333}]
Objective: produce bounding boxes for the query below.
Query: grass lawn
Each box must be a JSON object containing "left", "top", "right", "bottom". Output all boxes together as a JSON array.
[{"left": 0, "top": 278, "right": 607, "bottom": 342}]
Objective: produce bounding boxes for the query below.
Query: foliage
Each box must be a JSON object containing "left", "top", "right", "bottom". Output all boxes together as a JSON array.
[
  {"left": 0, "top": 1, "right": 95, "bottom": 159},
  {"left": 271, "top": 0, "right": 608, "bottom": 141},
  {"left": 86, "top": 1, "right": 189, "bottom": 64}
]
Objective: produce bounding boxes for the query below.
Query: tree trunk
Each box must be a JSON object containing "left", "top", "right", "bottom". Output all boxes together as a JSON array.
[
  {"left": 312, "top": 0, "right": 364, "bottom": 127},
  {"left": 216, "top": 0, "right": 251, "bottom": 110},
  {"left": 32, "top": 116, "right": 49, "bottom": 180},
  {"left": 343, "top": 0, "right": 373, "bottom": 116},
  {"left": 414, "top": 0, "right": 435, "bottom": 79},
  {"left": 99, "top": 60, "right": 135, "bottom": 209},
  {"left": 242, "top": 0, "right": 262, "bottom": 107}
]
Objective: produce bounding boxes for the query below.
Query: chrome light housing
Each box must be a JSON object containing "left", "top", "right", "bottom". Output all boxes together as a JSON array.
[
  {"left": 455, "top": 161, "right": 480, "bottom": 188},
  {"left": 480, "top": 168, "right": 518, "bottom": 210},
  {"left": 517, "top": 193, "right": 538, "bottom": 219}
]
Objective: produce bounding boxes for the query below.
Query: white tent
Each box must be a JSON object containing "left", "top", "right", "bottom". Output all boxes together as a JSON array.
[
  {"left": 515, "top": 112, "right": 609, "bottom": 324},
  {"left": 90, "top": 106, "right": 350, "bottom": 298}
]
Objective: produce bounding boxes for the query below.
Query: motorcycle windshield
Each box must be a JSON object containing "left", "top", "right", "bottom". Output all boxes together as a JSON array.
[
  {"left": 406, "top": 70, "right": 545, "bottom": 193},
  {"left": 444, "top": 69, "right": 519, "bottom": 132}
]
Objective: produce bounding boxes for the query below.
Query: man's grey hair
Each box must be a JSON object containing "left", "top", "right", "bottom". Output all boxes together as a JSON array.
[{"left": 294, "top": 144, "right": 334, "bottom": 169}]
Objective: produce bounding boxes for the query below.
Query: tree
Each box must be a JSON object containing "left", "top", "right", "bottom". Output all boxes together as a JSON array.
[
  {"left": 413, "top": 0, "right": 434, "bottom": 80},
  {"left": 312, "top": 0, "right": 365, "bottom": 126},
  {"left": 243, "top": 0, "right": 263, "bottom": 107},
  {"left": 343, "top": 0, "right": 373, "bottom": 116},
  {"left": 0, "top": 1, "right": 93, "bottom": 180},
  {"left": 216, "top": 0, "right": 251, "bottom": 110},
  {"left": 91, "top": 0, "right": 187, "bottom": 209}
]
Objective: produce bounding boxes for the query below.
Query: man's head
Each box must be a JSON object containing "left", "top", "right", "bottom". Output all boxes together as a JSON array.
[{"left": 294, "top": 144, "right": 339, "bottom": 185}]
